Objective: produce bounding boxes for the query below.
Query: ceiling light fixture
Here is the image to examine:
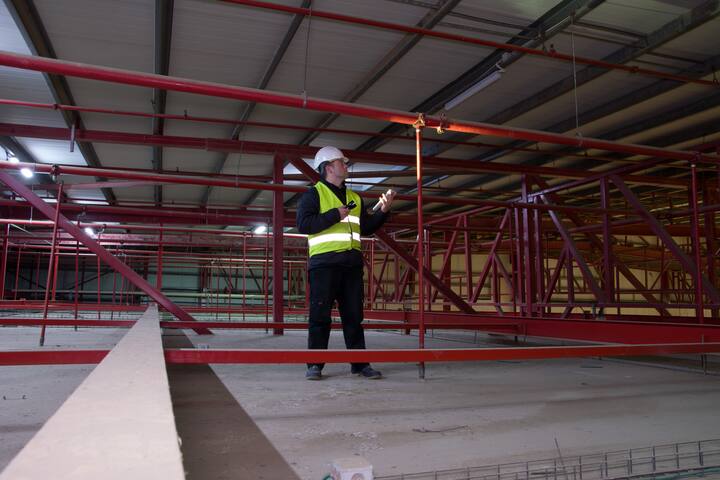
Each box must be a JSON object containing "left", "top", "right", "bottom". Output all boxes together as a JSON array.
[
  {"left": 444, "top": 68, "right": 504, "bottom": 111},
  {"left": 20, "top": 167, "right": 33, "bottom": 178},
  {"left": 253, "top": 225, "right": 267, "bottom": 234},
  {"left": 8, "top": 155, "right": 19, "bottom": 164},
  {"left": 84, "top": 227, "right": 95, "bottom": 237}
]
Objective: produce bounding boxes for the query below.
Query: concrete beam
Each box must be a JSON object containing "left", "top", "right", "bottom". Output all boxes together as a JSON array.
[{"left": 0, "top": 305, "right": 185, "bottom": 480}]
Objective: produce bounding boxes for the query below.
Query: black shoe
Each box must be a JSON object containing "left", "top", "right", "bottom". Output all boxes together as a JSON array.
[
  {"left": 305, "top": 365, "right": 322, "bottom": 380},
  {"left": 353, "top": 366, "right": 382, "bottom": 379}
]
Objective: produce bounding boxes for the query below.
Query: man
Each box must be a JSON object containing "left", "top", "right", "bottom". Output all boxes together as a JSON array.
[{"left": 296, "top": 146, "right": 396, "bottom": 380}]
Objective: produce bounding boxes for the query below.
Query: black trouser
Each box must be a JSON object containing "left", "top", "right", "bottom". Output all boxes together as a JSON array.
[{"left": 307, "top": 265, "right": 368, "bottom": 371}]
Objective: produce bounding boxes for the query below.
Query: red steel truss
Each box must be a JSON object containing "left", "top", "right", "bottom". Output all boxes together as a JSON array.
[{"left": 0, "top": 50, "right": 719, "bottom": 363}]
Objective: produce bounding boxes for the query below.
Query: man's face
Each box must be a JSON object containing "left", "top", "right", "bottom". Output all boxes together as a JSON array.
[{"left": 328, "top": 158, "right": 348, "bottom": 180}]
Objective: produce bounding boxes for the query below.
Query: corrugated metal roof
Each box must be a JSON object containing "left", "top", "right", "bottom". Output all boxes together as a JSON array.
[{"left": 0, "top": 0, "right": 717, "bottom": 220}]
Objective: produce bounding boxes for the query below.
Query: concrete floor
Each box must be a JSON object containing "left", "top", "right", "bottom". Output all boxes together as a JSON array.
[
  {"left": 0, "top": 326, "right": 127, "bottom": 471},
  {"left": 184, "top": 329, "right": 720, "bottom": 479},
  {"left": 1, "top": 325, "right": 719, "bottom": 479}
]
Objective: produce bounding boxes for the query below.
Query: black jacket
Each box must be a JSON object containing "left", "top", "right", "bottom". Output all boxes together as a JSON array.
[{"left": 296, "top": 179, "right": 388, "bottom": 270}]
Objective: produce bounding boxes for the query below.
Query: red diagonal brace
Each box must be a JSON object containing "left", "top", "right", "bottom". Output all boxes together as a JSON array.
[
  {"left": 611, "top": 174, "right": 720, "bottom": 305},
  {"left": 538, "top": 193, "right": 607, "bottom": 303},
  {"left": 287, "top": 156, "right": 475, "bottom": 314},
  {"left": 431, "top": 216, "right": 462, "bottom": 303},
  {"left": 530, "top": 176, "right": 671, "bottom": 316},
  {"left": 471, "top": 210, "right": 510, "bottom": 303},
  {"left": 0, "top": 172, "right": 210, "bottom": 334},
  {"left": 376, "top": 231, "right": 476, "bottom": 314}
]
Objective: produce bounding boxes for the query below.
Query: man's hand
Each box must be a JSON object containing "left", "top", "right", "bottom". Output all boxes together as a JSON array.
[
  {"left": 379, "top": 190, "right": 396, "bottom": 213},
  {"left": 337, "top": 206, "right": 350, "bottom": 220}
]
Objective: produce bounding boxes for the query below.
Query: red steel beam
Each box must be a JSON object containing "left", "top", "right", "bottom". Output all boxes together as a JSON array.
[
  {"left": 2, "top": 343, "right": 719, "bottom": 366},
  {"left": 0, "top": 201, "right": 278, "bottom": 226},
  {"left": 2, "top": 98, "right": 682, "bottom": 170},
  {"left": 164, "top": 342, "right": 720, "bottom": 364},
  {"left": 0, "top": 350, "right": 108, "bottom": 365},
  {"left": 0, "top": 318, "right": 518, "bottom": 332},
  {"left": 0, "top": 51, "right": 715, "bottom": 163},
  {"left": 160, "top": 322, "right": 517, "bottom": 331},
  {"left": 0, "top": 319, "right": 135, "bottom": 327},
  {"left": 0, "top": 123, "right": 690, "bottom": 189},
  {"left": 1, "top": 156, "right": 630, "bottom": 213},
  {"left": 4, "top": 302, "right": 717, "bottom": 325},
  {"left": 0, "top": 171, "right": 210, "bottom": 333}
]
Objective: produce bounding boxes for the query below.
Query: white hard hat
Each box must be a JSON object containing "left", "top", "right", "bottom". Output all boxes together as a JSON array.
[{"left": 313, "top": 146, "right": 349, "bottom": 171}]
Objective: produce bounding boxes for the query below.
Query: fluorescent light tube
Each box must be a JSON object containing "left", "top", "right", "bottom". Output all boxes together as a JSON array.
[{"left": 444, "top": 70, "right": 503, "bottom": 111}]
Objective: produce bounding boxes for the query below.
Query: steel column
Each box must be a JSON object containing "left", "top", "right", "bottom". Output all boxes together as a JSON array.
[
  {"left": 415, "top": 122, "right": 426, "bottom": 378},
  {"left": 463, "top": 215, "right": 472, "bottom": 303},
  {"left": 600, "top": 178, "right": 615, "bottom": 303},
  {"left": 521, "top": 177, "right": 535, "bottom": 316},
  {"left": 704, "top": 178, "right": 719, "bottom": 318},
  {"left": 157, "top": 225, "right": 163, "bottom": 290},
  {"left": 39, "top": 182, "right": 63, "bottom": 346},
  {"left": 690, "top": 162, "right": 704, "bottom": 323},
  {"left": 0, "top": 223, "right": 8, "bottom": 299},
  {"left": 272, "top": 154, "right": 284, "bottom": 334}
]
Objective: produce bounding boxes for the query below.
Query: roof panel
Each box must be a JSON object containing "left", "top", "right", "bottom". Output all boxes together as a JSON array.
[
  {"left": 355, "top": 36, "right": 496, "bottom": 112},
  {"left": 582, "top": 0, "right": 708, "bottom": 35},
  {"left": 33, "top": 0, "right": 154, "bottom": 139},
  {"left": 454, "top": 0, "right": 569, "bottom": 25},
  {"left": 109, "top": 185, "right": 154, "bottom": 203},
  {"left": 15, "top": 138, "right": 88, "bottom": 166},
  {"left": 162, "top": 184, "right": 207, "bottom": 204},
  {"left": 33, "top": 0, "right": 154, "bottom": 72},
  {"left": 219, "top": 153, "right": 276, "bottom": 176},
  {"left": 265, "top": 3, "right": 419, "bottom": 100},
  {"left": 651, "top": 17, "right": 720, "bottom": 59},
  {"left": 170, "top": 0, "right": 288, "bottom": 86},
  {"left": 91, "top": 143, "right": 152, "bottom": 171},
  {"left": 208, "top": 186, "right": 259, "bottom": 206},
  {"left": 163, "top": 147, "right": 223, "bottom": 175}
]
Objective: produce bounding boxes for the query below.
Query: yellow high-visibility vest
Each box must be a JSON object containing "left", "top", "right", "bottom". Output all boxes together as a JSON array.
[{"left": 307, "top": 182, "right": 362, "bottom": 256}]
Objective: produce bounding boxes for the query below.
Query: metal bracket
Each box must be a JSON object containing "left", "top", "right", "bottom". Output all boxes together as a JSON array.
[
  {"left": 69, "top": 122, "right": 76, "bottom": 153},
  {"left": 435, "top": 113, "right": 449, "bottom": 135},
  {"left": 50, "top": 164, "right": 60, "bottom": 183}
]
